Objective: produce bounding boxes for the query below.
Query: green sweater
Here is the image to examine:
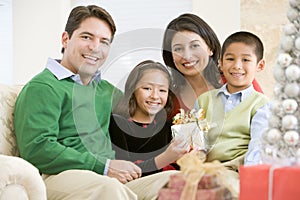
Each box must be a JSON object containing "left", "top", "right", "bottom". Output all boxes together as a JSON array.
[
  {"left": 14, "top": 69, "right": 121, "bottom": 174},
  {"left": 197, "top": 89, "right": 269, "bottom": 169}
]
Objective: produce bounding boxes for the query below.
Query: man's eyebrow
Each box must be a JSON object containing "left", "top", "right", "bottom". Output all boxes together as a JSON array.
[
  {"left": 80, "top": 31, "right": 111, "bottom": 42},
  {"left": 80, "top": 31, "right": 93, "bottom": 36}
]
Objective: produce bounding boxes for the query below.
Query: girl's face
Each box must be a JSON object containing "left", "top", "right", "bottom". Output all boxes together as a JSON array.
[
  {"left": 219, "top": 42, "right": 264, "bottom": 94},
  {"left": 133, "top": 69, "right": 169, "bottom": 119},
  {"left": 171, "top": 30, "right": 213, "bottom": 77}
]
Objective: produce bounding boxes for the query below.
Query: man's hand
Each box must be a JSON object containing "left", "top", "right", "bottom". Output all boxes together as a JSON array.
[{"left": 107, "top": 160, "right": 142, "bottom": 183}]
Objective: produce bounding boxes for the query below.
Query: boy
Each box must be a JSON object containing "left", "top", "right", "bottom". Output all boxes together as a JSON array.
[{"left": 194, "top": 31, "right": 271, "bottom": 171}]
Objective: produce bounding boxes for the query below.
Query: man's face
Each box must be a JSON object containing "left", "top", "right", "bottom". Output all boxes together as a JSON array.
[{"left": 61, "top": 17, "right": 112, "bottom": 85}]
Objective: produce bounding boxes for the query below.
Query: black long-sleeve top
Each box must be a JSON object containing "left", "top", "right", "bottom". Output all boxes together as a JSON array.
[{"left": 109, "top": 114, "right": 173, "bottom": 176}]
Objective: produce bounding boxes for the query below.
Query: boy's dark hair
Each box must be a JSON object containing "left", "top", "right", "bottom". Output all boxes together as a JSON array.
[
  {"left": 61, "top": 5, "right": 116, "bottom": 53},
  {"left": 162, "top": 13, "right": 222, "bottom": 89},
  {"left": 114, "top": 60, "right": 174, "bottom": 118},
  {"left": 221, "top": 31, "right": 264, "bottom": 62}
]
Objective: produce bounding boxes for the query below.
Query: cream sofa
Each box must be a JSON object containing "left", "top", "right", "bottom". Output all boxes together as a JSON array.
[{"left": 0, "top": 84, "right": 46, "bottom": 200}]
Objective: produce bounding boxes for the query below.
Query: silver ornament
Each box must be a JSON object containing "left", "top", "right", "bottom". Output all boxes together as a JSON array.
[
  {"left": 289, "top": 0, "right": 300, "bottom": 8},
  {"left": 285, "top": 64, "right": 300, "bottom": 80},
  {"left": 282, "top": 114, "right": 298, "bottom": 130},
  {"left": 273, "top": 66, "right": 286, "bottom": 82},
  {"left": 282, "top": 98, "right": 298, "bottom": 114},
  {"left": 287, "top": 8, "right": 298, "bottom": 21},
  {"left": 284, "top": 82, "right": 300, "bottom": 98},
  {"left": 265, "top": 146, "right": 274, "bottom": 156},
  {"left": 297, "top": 148, "right": 300, "bottom": 158},
  {"left": 281, "top": 36, "right": 294, "bottom": 52},
  {"left": 283, "top": 130, "right": 299, "bottom": 146},
  {"left": 295, "top": 37, "right": 300, "bottom": 50},
  {"left": 284, "top": 23, "right": 297, "bottom": 35},
  {"left": 277, "top": 53, "right": 293, "bottom": 67},
  {"left": 270, "top": 99, "right": 283, "bottom": 113},
  {"left": 268, "top": 115, "right": 282, "bottom": 128},
  {"left": 273, "top": 83, "right": 284, "bottom": 97},
  {"left": 267, "top": 128, "right": 282, "bottom": 144}
]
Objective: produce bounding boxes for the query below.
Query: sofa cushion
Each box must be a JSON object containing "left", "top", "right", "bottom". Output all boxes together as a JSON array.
[
  {"left": 0, "top": 84, "right": 23, "bottom": 156},
  {"left": 0, "top": 154, "right": 47, "bottom": 200}
]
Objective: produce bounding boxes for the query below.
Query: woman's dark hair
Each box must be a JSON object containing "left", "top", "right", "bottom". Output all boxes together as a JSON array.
[
  {"left": 114, "top": 60, "right": 174, "bottom": 118},
  {"left": 61, "top": 5, "right": 116, "bottom": 53},
  {"left": 162, "top": 13, "right": 222, "bottom": 89}
]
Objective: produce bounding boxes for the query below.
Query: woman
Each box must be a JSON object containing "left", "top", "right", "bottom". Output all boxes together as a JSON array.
[{"left": 162, "top": 13, "right": 263, "bottom": 118}]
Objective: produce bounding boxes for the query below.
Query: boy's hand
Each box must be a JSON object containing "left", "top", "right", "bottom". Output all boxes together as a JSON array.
[{"left": 107, "top": 160, "right": 142, "bottom": 183}]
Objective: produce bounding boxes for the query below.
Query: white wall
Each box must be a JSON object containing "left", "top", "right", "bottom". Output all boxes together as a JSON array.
[
  {"left": 192, "top": 0, "right": 240, "bottom": 44},
  {"left": 9, "top": 0, "right": 240, "bottom": 85},
  {"left": 12, "top": 0, "right": 71, "bottom": 84},
  {"left": 0, "top": 0, "right": 13, "bottom": 84}
]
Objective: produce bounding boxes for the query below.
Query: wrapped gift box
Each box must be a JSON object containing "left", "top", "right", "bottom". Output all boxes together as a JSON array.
[
  {"left": 171, "top": 122, "right": 206, "bottom": 150},
  {"left": 239, "top": 164, "right": 300, "bottom": 200},
  {"left": 158, "top": 173, "right": 232, "bottom": 200},
  {"left": 158, "top": 186, "right": 231, "bottom": 200},
  {"left": 168, "top": 173, "right": 218, "bottom": 189}
]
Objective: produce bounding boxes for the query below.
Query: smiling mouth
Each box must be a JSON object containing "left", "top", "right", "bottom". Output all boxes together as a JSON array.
[
  {"left": 146, "top": 101, "right": 161, "bottom": 106},
  {"left": 230, "top": 72, "right": 245, "bottom": 77},
  {"left": 83, "top": 54, "right": 100, "bottom": 62},
  {"left": 182, "top": 61, "right": 198, "bottom": 67}
]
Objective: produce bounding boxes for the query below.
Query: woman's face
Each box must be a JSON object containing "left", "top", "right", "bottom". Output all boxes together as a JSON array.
[
  {"left": 171, "top": 31, "right": 213, "bottom": 77},
  {"left": 133, "top": 69, "right": 169, "bottom": 118}
]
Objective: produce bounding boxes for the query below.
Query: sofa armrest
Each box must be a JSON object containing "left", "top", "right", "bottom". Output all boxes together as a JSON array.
[{"left": 0, "top": 155, "right": 46, "bottom": 200}]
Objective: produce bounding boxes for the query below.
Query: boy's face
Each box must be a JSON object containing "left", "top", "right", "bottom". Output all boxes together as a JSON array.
[{"left": 219, "top": 42, "right": 265, "bottom": 94}]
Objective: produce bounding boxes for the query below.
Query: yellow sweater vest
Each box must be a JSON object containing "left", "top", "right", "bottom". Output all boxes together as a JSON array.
[{"left": 197, "top": 89, "right": 269, "bottom": 170}]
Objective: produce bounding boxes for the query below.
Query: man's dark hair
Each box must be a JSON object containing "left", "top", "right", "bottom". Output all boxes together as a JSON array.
[{"left": 61, "top": 5, "right": 116, "bottom": 53}]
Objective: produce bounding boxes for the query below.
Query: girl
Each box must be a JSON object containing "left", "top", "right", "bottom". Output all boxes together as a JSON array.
[{"left": 109, "top": 60, "right": 188, "bottom": 176}]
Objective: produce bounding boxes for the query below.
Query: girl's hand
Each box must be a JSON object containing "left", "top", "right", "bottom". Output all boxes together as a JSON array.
[{"left": 154, "top": 138, "right": 190, "bottom": 169}]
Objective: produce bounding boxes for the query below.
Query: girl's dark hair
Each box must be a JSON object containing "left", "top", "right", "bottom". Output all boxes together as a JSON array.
[
  {"left": 61, "top": 5, "right": 116, "bottom": 53},
  {"left": 114, "top": 60, "right": 174, "bottom": 118},
  {"left": 162, "top": 13, "right": 222, "bottom": 89},
  {"left": 221, "top": 31, "right": 264, "bottom": 62}
]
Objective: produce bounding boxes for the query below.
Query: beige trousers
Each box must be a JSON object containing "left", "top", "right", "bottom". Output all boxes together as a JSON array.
[{"left": 43, "top": 170, "right": 178, "bottom": 200}]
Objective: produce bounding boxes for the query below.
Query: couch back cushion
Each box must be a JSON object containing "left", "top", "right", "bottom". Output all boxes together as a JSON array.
[{"left": 0, "top": 84, "right": 23, "bottom": 156}]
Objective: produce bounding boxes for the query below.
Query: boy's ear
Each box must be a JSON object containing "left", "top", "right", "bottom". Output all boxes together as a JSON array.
[{"left": 256, "top": 59, "right": 265, "bottom": 72}]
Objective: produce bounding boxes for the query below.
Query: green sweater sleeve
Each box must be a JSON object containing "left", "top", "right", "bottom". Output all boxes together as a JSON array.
[{"left": 14, "top": 78, "right": 115, "bottom": 175}]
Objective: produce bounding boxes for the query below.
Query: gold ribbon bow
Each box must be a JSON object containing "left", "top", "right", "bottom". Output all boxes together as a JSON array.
[{"left": 176, "top": 150, "right": 238, "bottom": 200}]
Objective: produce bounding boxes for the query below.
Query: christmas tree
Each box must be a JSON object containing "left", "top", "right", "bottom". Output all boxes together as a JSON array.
[{"left": 262, "top": 0, "right": 300, "bottom": 165}]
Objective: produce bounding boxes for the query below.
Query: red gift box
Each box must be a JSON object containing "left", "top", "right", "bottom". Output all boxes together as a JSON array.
[
  {"left": 158, "top": 186, "right": 231, "bottom": 200},
  {"left": 158, "top": 173, "right": 232, "bottom": 200},
  {"left": 239, "top": 164, "right": 300, "bottom": 200},
  {"left": 168, "top": 173, "right": 218, "bottom": 190}
]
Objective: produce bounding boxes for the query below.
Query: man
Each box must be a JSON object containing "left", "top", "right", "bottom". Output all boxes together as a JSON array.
[{"left": 14, "top": 5, "right": 175, "bottom": 200}]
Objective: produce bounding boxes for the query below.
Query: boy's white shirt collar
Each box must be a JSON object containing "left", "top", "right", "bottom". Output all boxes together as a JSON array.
[{"left": 217, "top": 84, "right": 255, "bottom": 101}]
